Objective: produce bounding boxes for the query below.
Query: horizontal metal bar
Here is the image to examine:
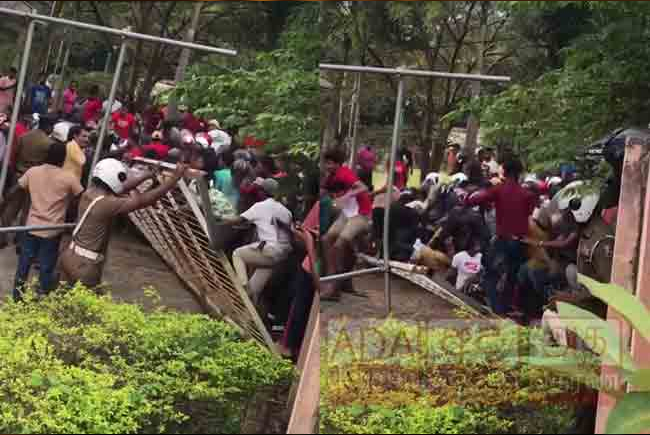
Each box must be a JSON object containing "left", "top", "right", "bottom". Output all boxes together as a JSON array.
[
  {"left": 320, "top": 63, "right": 511, "bottom": 82},
  {"left": 319, "top": 267, "right": 384, "bottom": 284},
  {"left": 0, "top": 223, "right": 77, "bottom": 234},
  {"left": 130, "top": 157, "right": 207, "bottom": 179},
  {"left": 0, "top": 7, "right": 237, "bottom": 56}
]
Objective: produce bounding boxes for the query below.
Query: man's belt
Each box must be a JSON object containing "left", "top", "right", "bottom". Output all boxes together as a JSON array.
[{"left": 70, "top": 242, "right": 104, "bottom": 262}]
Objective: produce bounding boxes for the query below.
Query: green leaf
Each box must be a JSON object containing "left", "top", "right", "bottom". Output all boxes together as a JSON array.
[
  {"left": 30, "top": 373, "right": 44, "bottom": 387},
  {"left": 579, "top": 274, "right": 650, "bottom": 342},
  {"left": 626, "top": 369, "right": 650, "bottom": 391},
  {"left": 519, "top": 356, "right": 603, "bottom": 390},
  {"left": 556, "top": 302, "right": 637, "bottom": 372},
  {"left": 606, "top": 392, "right": 650, "bottom": 434}
]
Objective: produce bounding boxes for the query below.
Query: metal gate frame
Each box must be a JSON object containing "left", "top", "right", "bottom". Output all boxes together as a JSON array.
[
  {"left": 319, "top": 63, "right": 511, "bottom": 315},
  {"left": 0, "top": 6, "right": 237, "bottom": 197},
  {"left": 126, "top": 157, "right": 278, "bottom": 354}
]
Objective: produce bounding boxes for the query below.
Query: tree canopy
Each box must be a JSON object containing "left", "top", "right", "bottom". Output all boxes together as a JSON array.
[
  {"left": 323, "top": 1, "right": 650, "bottom": 174},
  {"left": 170, "top": 2, "right": 320, "bottom": 161}
]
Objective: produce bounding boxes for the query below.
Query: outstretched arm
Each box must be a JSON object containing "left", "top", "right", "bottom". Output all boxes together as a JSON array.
[{"left": 120, "top": 164, "right": 188, "bottom": 214}]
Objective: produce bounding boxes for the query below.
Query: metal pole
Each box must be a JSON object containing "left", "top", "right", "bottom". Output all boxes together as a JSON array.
[
  {"left": 383, "top": 77, "right": 405, "bottom": 316},
  {"left": 320, "top": 63, "right": 511, "bottom": 83},
  {"left": 89, "top": 40, "right": 127, "bottom": 185},
  {"left": 0, "top": 7, "right": 237, "bottom": 57},
  {"left": 320, "top": 267, "right": 384, "bottom": 284},
  {"left": 0, "top": 19, "right": 37, "bottom": 199},
  {"left": 0, "top": 223, "right": 76, "bottom": 234}
]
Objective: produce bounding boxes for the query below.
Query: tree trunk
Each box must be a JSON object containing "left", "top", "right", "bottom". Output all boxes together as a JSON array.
[
  {"left": 464, "top": 2, "right": 489, "bottom": 158},
  {"left": 167, "top": 1, "right": 202, "bottom": 121},
  {"left": 432, "top": 125, "right": 451, "bottom": 172},
  {"left": 127, "top": 41, "right": 143, "bottom": 103}
]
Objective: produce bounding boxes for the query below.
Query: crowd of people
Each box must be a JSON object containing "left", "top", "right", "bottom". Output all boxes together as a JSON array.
[
  {"left": 320, "top": 140, "right": 587, "bottom": 325},
  {"left": 0, "top": 68, "right": 319, "bottom": 361}
]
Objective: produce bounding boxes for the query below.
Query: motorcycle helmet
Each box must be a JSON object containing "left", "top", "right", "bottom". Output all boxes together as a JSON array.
[
  {"left": 451, "top": 172, "right": 468, "bottom": 185},
  {"left": 553, "top": 180, "right": 600, "bottom": 224},
  {"left": 422, "top": 172, "right": 440, "bottom": 190},
  {"left": 93, "top": 158, "right": 128, "bottom": 194},
  {"left": 51, "top": 121, "right": 75, "bottom": 143}
]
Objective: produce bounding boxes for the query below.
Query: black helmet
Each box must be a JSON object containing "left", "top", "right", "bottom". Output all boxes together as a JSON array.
[{"left": 602, "top": 127, "right": 650, "bottom": 168}]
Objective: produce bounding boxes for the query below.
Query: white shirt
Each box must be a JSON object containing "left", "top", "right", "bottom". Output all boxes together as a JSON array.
[
  {"left": 452, "top": 251, "right": 483, "bottom": 290},
  {"left": 208, "top": 128, "right": 232, "bottom": 155},
  {"left": 241, "top": 198, "right": 293, "bottom": 246},
  {"left": 487, "top": 159, "right": 500, "bottom": 176},
  {"left": 340, "top": 195, "right": 359, "bottom": 218}
]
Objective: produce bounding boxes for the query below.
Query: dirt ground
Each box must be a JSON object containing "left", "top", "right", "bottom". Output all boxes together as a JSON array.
[
  {"left": 0, "top": 228, "right": 203, "bottom": 313},
  {"left": 320, "top": 273, "right": 462, "bottom": 334}
]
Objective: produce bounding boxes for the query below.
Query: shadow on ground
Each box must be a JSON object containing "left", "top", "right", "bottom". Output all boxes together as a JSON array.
[{"left": 0, "top": 229, "right": 203, "bottom": 313}]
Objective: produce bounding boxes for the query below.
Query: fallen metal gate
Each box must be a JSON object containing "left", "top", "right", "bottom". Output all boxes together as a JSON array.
[{"left": 127, "top": 158, "right": 277, "bottom": 353}]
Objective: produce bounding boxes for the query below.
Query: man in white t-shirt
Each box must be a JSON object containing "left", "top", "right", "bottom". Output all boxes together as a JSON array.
[
  {"left": 225, "top": 178, "right": 293, "bottom": 302},
  {"left": 207, "top": 120, "right": 232, "bottom": 155},
  {"left": 451, "top": 242, "right": 483, "bottom": 291}
]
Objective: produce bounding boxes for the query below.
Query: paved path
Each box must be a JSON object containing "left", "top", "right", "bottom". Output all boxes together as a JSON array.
[{"left": 0, "top": 228, "right": 203, "bottom": 313}]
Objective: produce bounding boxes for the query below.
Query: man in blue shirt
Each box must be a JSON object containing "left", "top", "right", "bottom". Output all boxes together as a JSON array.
[{"left": 30, "top": 76, "right": 51, "bottom": 115}]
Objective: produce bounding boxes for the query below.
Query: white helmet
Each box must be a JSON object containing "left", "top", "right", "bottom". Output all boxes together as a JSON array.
[
  {"left": 195, "top": 135, "right": 210, "bottom": 149},
  {"left": 553, "top": 180, "right": 600, "bottom": 224},
  {"left": 424, "top": 172, "right": 440, "bottom": 187},
  {"left": 524, "top": 174, "right": 538, "bottom": 184},
  {"left": 93, "top": 158, "right": 128, "bottom": 194},
  {"left": 52, "top": 121, "right": 75, "bottom": 143},
  {"left": 451, "top": 172, "right": 468, "bottom": 185},
  {"left": 547, "top": 176, "right": 563, "bottom": 187}
]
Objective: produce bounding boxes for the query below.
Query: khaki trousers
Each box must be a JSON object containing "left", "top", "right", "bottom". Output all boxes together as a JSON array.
[{"left": 232, "top": 242, "right": 291, "bottom": 303}]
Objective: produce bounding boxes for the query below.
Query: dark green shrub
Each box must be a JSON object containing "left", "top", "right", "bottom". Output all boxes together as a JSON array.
[
  {"left": 0, "top": 284, "right": 293, "bottom": 434},
  {"left": 321, "top": 318, "right": 595, "bottom": 434}
]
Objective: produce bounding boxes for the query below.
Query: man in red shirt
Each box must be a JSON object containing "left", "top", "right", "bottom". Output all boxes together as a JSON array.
[
  {"left": 141, "top": 130, "right": 170, "bottom": 160},
  {"left": 465, "top": 156, "right": 537, "bottom": 315},
  {"left": 356, "top": 144, "right": 376, "bottom": 190},
  {"left": 82, "top": 86, "right": 103, "bottom": 125},
  {"left": 0, "top": 113, "right": 28, "bottom": 177},
  {"left": 321, "top": 149, "right": 372, "bottom": 299},
  {"left": 143, "top": 104, "right": 163, "bottom": 135},
  {"left": 111, "top": 105, "right": 136, "bottom": 140},
  {"left": 182, "top": 107, "right": 208, "bottom": 134}
]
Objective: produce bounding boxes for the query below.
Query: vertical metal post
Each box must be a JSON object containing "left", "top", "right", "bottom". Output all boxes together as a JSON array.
[
  {"left": 383, "top": 76, "right": 405, "bottom": 316},
  {"left": 0, "top": 19, "right": 37, "bottom": 199},
  {"left": 89, "top": 40, "right": 127, "bottom": 185}
]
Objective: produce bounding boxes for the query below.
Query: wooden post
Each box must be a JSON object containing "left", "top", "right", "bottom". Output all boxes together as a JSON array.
[
  {"left": 287, "top": 295, "right": 320, "bottom": 434},
  {"left": 631, "top": 139, "right": 650, "bottom": 383},
  {"left": 595, "top": 137, "right": 650, "bottom": 433}
]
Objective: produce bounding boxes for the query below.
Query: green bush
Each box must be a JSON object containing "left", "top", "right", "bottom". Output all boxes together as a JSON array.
[
  {"left": 321, "top": 318, "right": 595, "bottom": 434},
  {"left": 0, "top": 284, "right": 293, "bottom": 434}
]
